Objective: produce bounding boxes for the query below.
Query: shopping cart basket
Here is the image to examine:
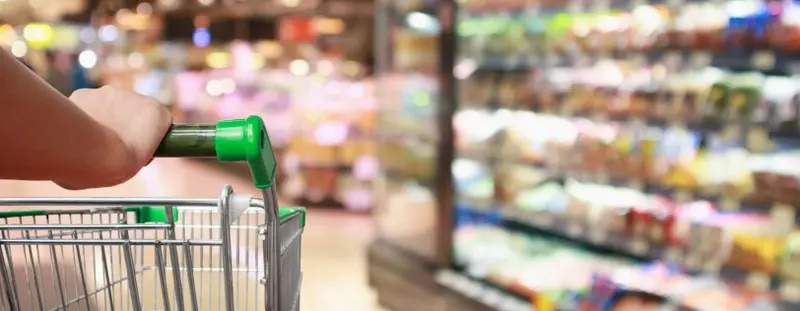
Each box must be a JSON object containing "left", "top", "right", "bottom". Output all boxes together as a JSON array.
[{"left": 0, "top": 116, "right": 304, "bottom": 311}]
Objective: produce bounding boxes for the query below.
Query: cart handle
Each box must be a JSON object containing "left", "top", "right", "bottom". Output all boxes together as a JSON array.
[{"left": 154, "top": 116, "right": 277, "bottom": 189}]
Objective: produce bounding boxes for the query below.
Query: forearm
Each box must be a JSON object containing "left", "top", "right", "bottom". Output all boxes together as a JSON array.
[{"left": 0, "top": 49, "right": 118, "bottom": 182}]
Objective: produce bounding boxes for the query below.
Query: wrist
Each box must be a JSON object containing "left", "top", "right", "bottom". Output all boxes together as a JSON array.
[{"left": 56, "top": 122, "right": 137, "bottom": 189}]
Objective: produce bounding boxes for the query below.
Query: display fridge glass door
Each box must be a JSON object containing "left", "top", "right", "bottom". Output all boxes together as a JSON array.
[{"left": 374, "top": 0, "right": 445, "bottom": 263}]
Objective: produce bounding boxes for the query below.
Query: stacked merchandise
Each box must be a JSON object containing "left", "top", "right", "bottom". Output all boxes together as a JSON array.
[{"left": 450, "top": 0, "right": 800, "bottom": 309}]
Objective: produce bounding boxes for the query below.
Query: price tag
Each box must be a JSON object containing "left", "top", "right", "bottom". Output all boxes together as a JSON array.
[
  {"left": 567, "top": 222, "right": 584, "bottom": 237},
  {"left": 690, "top": 52, "right": 712, "bottom": 67},
  {"left": 673, "top": 190, "right": 693, "bottom": 203},
  {"left": 719, "top": 196, "right": 740, "bottom": 211},
  {"left": 745, "top": 272, "right": 771, "bottom": 291},
  {"left": 780, "top": 282, "right": 800, "bottom": 302},
  {"left": 751, "top": 51, "right": 776, "bottom": 70},
  {"left": 629, "top": 238, "right": 649, "bottom": 256}
]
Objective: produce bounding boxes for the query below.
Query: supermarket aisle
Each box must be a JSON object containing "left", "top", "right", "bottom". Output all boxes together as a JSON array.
[{"left": 0, "top": 159, "right": 384, "bottom": 311}]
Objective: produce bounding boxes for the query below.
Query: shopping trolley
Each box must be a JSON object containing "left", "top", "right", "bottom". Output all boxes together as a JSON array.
[{"left": 0, "top": 116, "right": 304, "bottom": 311}]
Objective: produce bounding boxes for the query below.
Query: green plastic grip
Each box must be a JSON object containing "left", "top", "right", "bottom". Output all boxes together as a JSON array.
[
  {"left": 154, "top": 125, "right": 217, "bottom": 157},
  {"left": 154, "top": 116, "right": 277, "bottom": 189},
  {"left": 214, "top": 116, "right": 277, "bottom": 189},
  {"left": 125, "top": 206, "right": 179, "bottom": 223}
]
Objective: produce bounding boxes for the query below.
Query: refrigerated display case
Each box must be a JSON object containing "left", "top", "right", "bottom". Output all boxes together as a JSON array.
[
  {"left": 371, "top": 0, "right": 800, "bottom": 310},
  {"left": 369, "top": 0, "right": 481, "bottom": 310}
]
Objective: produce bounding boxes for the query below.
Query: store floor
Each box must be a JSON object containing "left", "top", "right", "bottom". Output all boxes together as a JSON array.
[{"left": 0, "top": 158, "right": 385, "bottom": 311}]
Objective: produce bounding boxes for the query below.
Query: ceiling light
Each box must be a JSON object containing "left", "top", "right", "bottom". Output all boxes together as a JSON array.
[
  {"left": 98, "top": 25, "right": 118, "bottom": 42},
  {"left": 10, "top": 41, "right": 27, "bottom": 58},
  {"left": 289, "top": 59, "right": 309, "bottom": 76},
  {"left": 137, "top": 3, "right": 153, "bottom": 16},
  {"left": 282, "top": 0, "right": 301, "bottom": 7},
  {"left": 78, "top": 50, "right": 98, "bottom": 69},
  {"left": 128, "top": 52, "right": 145, "bottom": 68}
]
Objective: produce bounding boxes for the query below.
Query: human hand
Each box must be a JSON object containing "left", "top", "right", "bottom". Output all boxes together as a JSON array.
[{"left": 57, "top": 86, "right": 172, "bottom": 189}]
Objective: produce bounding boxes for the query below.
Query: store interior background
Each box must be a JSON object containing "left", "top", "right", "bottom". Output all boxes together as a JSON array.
[{"left": 5, "top": 0, "right": 800, "bottom": 310}]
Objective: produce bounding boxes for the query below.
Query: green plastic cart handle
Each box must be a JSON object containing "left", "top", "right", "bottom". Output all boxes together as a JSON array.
[{"left": 154, "top": 116, "right": 277, "bottom": 189}]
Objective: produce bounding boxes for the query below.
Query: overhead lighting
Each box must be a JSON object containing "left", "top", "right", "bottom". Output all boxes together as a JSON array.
[
  {"left": 405, "top": 12, "right": 440, "bottom": 33},
  {"left": 79, "top": 28, "right": 96, "bottom": 43},
  {"left": 198, "top": 0, "right": 214, "bottom": 6},
  {"left": 159, "top": 0, "right": 180, "bottom": 9},
  {"left": 98, "top": 25, "right": 118, "bottom": 42},
  {"left": 128, "top": 52, "right": 145, "bottom": 68},
  {"left": 206, "top": 52, "right": 231, "bottom": 69},
  {"left": 193, "top": 28, "right": 210, "bottom": 47},
  {"left": 116, "top": 9, "right": 132, "bottom": 21},
  {"left": 78, "top": 50, "right": 98, "bottom": 69},
  {"left": 10, "top": 41, "right": 27, "bottom": 58},
  {"left": 0, "top": 24, "right": 17, "bottom": 47},
  {"left": 137, "top": 3, "right": 153, "bottom": 16},
  {"left": 23, "top": 23, "right": 53, "bottom": 44},
  {"left": 282, "top": 0, "right": 301, "bottom": 7},
  {"left": 289, "top": 59, "right": 309, "bottom": 76},
  {"left": 317, "top": 60, "right": 334, "bottom": 76}
]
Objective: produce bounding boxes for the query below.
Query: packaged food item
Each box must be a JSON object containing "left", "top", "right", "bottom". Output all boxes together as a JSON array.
[
  {"left": 751, "top": 151, "right": 800, "bottom": 204},
  {"left": 452, "top": 159, "right": 494, "bottom": 207},
  {"left": 454, "top": 109, "right": 503, "bottom": 154},
  {"left": 685, "top": 215, "right": 731, "bottom": 264},
  {"left": 496, "top": 164, "right": 549, "bottom": 205},
  {"left": 763, "top": 77, "right": 800, "bottom": 134},
  {"left": 780, "top": 231, "right": 800, "bottom": 281},
  {"left": 726, "top": 85, "right": 762, "bottom": 122},
  {"left": 670, "top": 200, "right": 717, "bottom": 247},
  {"left": 695, "top": 146, "right": 753, "bottom": 197},
  {"left": 704, "top": 82, "right": 730, "bottom": 123},
  {"left": 504, "top": 112, "right": 577, "bottom": 164},
  {"left": 629, "top": 5, "right": 669, "bottom": 52},
  {"left": 515, "top": 181, "right": 568, "bottom": 213},
  {"left": 654, "top": 127, "right": 701, "bottom": 188},
  {"left": 780, "top": 1, "right": 800, "bottom": 53},
  {"left": 722, "top": 214, "right": 787, "bottom": 274},
  {"left": 679, "top": 286, "right": 754, "bottom": 310},
  {"left": 459, "top": 73, "right": 495, "bottom": 108}
]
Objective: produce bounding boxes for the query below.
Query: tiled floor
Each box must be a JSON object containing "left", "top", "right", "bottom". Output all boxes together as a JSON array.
[{"left": 0, "top": 159, "right": 384, "bottom": 311}]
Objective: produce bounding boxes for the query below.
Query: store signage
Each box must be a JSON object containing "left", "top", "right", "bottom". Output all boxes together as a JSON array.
[{"left": 279, "top": 17, "right": 315, "bottom": 42}]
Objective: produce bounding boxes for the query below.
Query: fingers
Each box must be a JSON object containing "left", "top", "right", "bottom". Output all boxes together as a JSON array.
[{"left": 59, "top": 86, "right": 172, "bottom": 190}]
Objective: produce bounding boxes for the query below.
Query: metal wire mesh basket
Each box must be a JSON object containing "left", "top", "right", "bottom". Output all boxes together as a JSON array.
[{"left": 0, "top": 116, "right": 304, "bottom": 311}]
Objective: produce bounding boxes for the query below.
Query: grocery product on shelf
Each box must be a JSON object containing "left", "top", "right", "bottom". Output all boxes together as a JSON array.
[{"left": 450, "top": 0, "right": 800, "bottom": 309}]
